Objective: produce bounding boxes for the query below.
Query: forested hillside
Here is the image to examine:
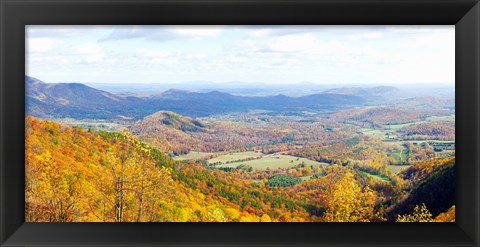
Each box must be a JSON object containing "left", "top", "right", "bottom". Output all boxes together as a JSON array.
[{"left": 25, "top": 117, "right": 455, "bottom": 222}]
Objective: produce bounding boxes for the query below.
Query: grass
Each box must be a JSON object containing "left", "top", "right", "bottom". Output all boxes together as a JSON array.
[
  {"left": 299, "top": 175, "right": 314, "bottom": 181},
  {"left": 359, "top": 171, "right": 391, "bottom": 183},
  {"left": 173, "top": 151, "right": 215, "bottom": 161},
  {"left": 386, "top": 140, "right": 455, "bottom": 145},
  {"left": 387, "top": 148, "right": 409, "bottom": 162},
  {"left": 359, "top": 128, "right": 384, "bottom": 137},
  {"left": 426, "top": 115, "right": 455, "bottom": 121},
  {"left": 210, "top": 152, "right": 328, "bottom": 171},
  {"left": 208, "top": 151, "right": 263, "bottom": 163}
]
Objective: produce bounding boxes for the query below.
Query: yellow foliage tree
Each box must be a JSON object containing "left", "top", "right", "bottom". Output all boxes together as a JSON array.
[
  {"left": 397, "top": 203, "right": 433, "bottom": 222},
  {"left": 99, "top": 130, "right": 174, "bottom": 222},
  {"left": 260, "top": 214, "right": 272, "bottom": 222},
  {"left": 323, "top": 171, "right": 378, "bottom": 222}
]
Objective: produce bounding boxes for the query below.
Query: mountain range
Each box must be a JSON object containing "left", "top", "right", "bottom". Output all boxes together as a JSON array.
[{"left": 26, "top": 76, "right": 368, "bottom": 120}]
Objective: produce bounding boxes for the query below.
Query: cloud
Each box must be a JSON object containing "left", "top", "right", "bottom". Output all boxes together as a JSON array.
[
  {"left": 268, "top": 34, "right": 319, "bottom": 52},
  {"left": 248, "top": 29, "right": 273, "bottom": 37},
  {"left": 225, "top": 31, "right": 397, "bottom": 75},
  {"left": 403, "top": 30, "right": 454, "bottom": 48},
  {"left": 137, "top": 49, "right": 176, "bottom": 65},
  {"left": 72, "top": 43, "right": 104, "bottom": 63},
  {"left": 347, "top": 32, "right": 383, "bottom": 41},
  {"left": 99, "top": 26, "right": 223, "bottom": 42},
  {"left": 27, "top": 27, "right": 84, "bottom": 38},
  {"left": 26, "top": 25, "right": 454, "bottom": 85},
  {"left": 172, "top": 27, "right": 222, "bottom": 38},
  {"left": 27, "top": 38, "right": 58, "bottom": 52}
]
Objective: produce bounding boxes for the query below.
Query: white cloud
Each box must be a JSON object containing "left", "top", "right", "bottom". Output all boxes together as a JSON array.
[
  {"left": 26, "top": 26, "right": 455, "bottom": 85},
  {"left": 248, "top": 29, "right": 272, "bottom": 37},
  {"left": 172, "top": 26, "right": 222, "bottom": 38},
  {"left": 73, "top": 43, "right": 104, "bottom": 63},
  {"left": 139, "top": 49, "right": 175, "bottom": 65},
  {"left": 27, "top": 38, "right": 58, "bottom": 52},
  {"left": 347, "top": 32, "right": 383, "bottom": 41},
  {"left": 268, "top": 34, "right": 318, "bottom": 52},
  {"left": 74, "top": 43, "right": 102, "bottom": 54},
  {"left": 100, "top": 26, "right": 223, "bottom": 42},
  {"left": 403, "top": 30, "right": 454, "bottom": 48}
]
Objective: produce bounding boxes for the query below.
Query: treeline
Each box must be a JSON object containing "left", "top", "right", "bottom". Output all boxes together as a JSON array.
[
  {"left": 330, "top": 107, "right": 423, "bottom": 126},
  {"left": 398, "top": 121, "right": 455, "bottom": 140}
]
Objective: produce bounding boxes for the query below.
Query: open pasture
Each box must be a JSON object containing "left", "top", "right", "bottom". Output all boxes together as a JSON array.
[
  {"left": 208, "top": 151, "right": 263, "bottom": 164},
  {"left": 210, "top": 152, "right": 328, "bottom": 171}
]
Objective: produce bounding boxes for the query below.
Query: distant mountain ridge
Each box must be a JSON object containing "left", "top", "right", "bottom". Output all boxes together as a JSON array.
[
  {"left": 323, "top": 86, "right": 404, "bottom": 101},
  {"left": 25, "top": 76, "right": 367, "bottom": 120}
]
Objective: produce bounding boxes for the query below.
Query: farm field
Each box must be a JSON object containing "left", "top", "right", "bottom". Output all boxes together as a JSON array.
[
  {"left": 210, "top": 152, "right": 328, "bottom": 170},
  {"left": 207, "top": 151, "right": 263, "bottom": 164}
]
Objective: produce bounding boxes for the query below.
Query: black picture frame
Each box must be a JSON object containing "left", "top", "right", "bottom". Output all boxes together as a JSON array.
[{"left": 1, "top": 0, "right": 479, "bottom": 246}]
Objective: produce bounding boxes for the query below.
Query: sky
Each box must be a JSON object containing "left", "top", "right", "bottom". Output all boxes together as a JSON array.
[{"left": 26, "top": 25, "right": 455, "bottom": 85}]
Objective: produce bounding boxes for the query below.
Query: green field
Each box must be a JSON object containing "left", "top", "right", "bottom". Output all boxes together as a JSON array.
[
  {"left": 360, "top": 171, "right": 391, "bottom": 183},
  {"left": 426, "top": 115, "right": 455, "bottom": 121},
  {"left": 387, "top": 148, "right": 409, "bottom": 162},
  {"left": 360, "top": 122, "right": 422, "bottom": 138},
  {"left": 210, "top": 152, "right": 328, "bottom": 171},
  {"left": 359, "top": 117, "right": 454, "bottom": 141},
  {"left": 208, "top": 151, "right": 263, "bottom": 163},
  {"left": 386, "top": 140, "right": 455, "bottom": 146},
  {"left": 173, "top": 151, "right": 215, "bottom": 161},
  {"left": 359, "top": 128, "right": 384, "bottom": 137},
  {"left": 383, "top": 122, "right": 418, "bottom": 130},
  {"left": 299, "top": 175, "right": 314, "bottom": 181}
]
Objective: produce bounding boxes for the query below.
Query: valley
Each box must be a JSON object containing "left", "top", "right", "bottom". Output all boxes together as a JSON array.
[{"left": 25, "top": 76, "right": 456, "bottom": 222}]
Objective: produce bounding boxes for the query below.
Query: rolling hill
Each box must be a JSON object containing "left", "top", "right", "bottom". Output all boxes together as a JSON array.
[
  {"left": 26, "top": 76, "right": 367, "bottom": 120},
  {"left": 129, "top": 111, "right": 287, "bottom": 154},
  {"left": 329, "top": 107, "right": 423, "bottom": 126}
]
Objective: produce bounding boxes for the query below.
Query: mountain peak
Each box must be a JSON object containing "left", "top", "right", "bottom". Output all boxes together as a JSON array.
[
  {"left": 134, "top": 110, "right": 208, "bottom": 133},
  {"left": 25, "top": 75, "right": 46, "bottom": 86}
]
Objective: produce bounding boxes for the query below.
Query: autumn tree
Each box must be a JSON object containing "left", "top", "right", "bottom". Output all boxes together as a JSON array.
[
  {"left": 396, "top": 204, "right": 433, "bottom": 222},
  {"left": 322, "top": 171, "right": 380, "bottom": 222},
  {"left": 434, "top": 205, "right": 455, "bottom": 222},
  {"left": 25, "top": 150, "right": 82, "bottom": 222},
  {"left": 100, "top": 130, "right": 173, "bottom": 222}
]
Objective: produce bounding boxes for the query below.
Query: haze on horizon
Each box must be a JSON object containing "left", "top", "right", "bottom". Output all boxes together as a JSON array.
[{"left": 26, "top": 25, "right": 455, "bottom": 86}]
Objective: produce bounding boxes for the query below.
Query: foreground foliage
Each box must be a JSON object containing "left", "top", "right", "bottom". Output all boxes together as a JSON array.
[{"left": 25, "top": 117, "right": 455, "bottom": 222}]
